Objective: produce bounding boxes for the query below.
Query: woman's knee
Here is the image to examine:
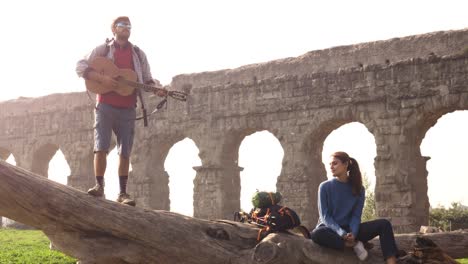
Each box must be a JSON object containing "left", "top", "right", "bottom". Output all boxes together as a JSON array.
[
  {"left": 375, "top": 218, "right": 393, "bottom": 232},
  {"left": 310, "top": 228, "right": 323, "bottom": 243},
  {"left": 310, "top": 226, "right": 331, "bottom": 243},
  {"left": 310, "top": 227, "right": 344, "bottom": 248},
  {"left": 381, "top": 219, "right": 392, "bottom": 227}
]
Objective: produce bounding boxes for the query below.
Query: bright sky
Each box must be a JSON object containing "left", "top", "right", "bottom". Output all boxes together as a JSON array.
[
  {"left": 1, "top": 0, "right": 468, "bottom": 215},
  {"left": 0, "top": 0, "right": 467, "bottom": 101}
]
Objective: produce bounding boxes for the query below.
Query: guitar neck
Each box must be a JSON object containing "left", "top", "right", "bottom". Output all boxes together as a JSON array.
[
  {"left": 117, "top": 77, "right": 187, "bottom": 101},
  {"left": 118, "top": 78, "right": 162, "bottom": 93}
]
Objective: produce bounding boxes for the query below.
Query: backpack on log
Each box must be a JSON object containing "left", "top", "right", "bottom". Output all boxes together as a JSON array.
[{"left": 234, "top": 191, "right": 310, "bottom": 241}]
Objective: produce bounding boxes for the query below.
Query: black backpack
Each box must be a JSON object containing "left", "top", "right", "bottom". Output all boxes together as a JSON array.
[
  {"left": 252, "top": 205, "right": 300, "bottom": 231},
  {"left": 235, "top": 204, "right": 310, "bottom": 241}
]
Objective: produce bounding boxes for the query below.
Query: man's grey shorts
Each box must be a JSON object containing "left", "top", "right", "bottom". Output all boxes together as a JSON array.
[{"left": 94, "top": 103, "right": 136, "bottom": 158}]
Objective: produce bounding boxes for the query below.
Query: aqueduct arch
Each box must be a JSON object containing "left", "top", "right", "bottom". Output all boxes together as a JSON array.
[
  {"left": 1, "top": 28, "right": 468, "bottom": 232},
  {"left": 31, "top": 143, "right": 61, "bottom": 177}
]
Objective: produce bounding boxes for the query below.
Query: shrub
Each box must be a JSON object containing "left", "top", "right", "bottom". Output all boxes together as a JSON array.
[
  {"left": 429, "top": 202, "right": 468, "bottom": 231},
  {"left": 362, "top": 174, "right": 376, "bottom": 222}
]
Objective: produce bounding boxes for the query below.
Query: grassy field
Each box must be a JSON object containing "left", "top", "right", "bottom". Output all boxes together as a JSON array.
[
  {"left": 0, "top": 229, "right": 467, "bottom": 263},
  {"left": 0, "top": 229, "right": 76, "bottom": 264}
]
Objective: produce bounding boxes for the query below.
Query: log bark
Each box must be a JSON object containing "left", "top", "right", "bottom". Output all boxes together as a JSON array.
[{"left": 0, "top": 160, "right": 467, "bottom": 264}]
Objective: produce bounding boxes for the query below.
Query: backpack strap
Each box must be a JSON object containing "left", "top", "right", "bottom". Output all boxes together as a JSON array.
[
  {"left": 131, "top": 44, "right": 150, "bottom": 127},
  {"left": 133, "top": 45, "right": 143, "bottom": 62},
  {"left": 257, "top": 226, "right": 271, "bottom": 241},
  {"left": 268, "top": 192, "right": 276, "bottom": 205},
  {"left": 101, "top": 39, "right": 142, "bottom": 62},
  {"left": 101, "top": 38, "right": 113, "bottom": 57},
  {"left": 279, "top": 207, "right": 297, "bottom": 226}
]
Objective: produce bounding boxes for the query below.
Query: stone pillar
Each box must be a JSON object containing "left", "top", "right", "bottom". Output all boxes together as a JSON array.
[
  {"left": 66, "top": 154, "right": 95, "bottom": 192},
  {"left": 374, "top": 131, "right": 429, "bottom": 233},
  {"left": 128, "top": 137, "right": 170, "bottom": 210},
  {"left": 13, "top": 149, "right": 34, "bottom": 172},
  {"left": 277, "top": 133, "right": 327, "bottom": 229},
  {"left": 191, "top": 132, "right": 244, "bottom": 220},
  {"left": 147, "top": 170, "right": 170, "bottom": 210},
  {"left": 193, "top": 165, "right": 243, "bottom": 219},
  {"left": 62, "top": 142, "right": 95, "bottom": 191}
]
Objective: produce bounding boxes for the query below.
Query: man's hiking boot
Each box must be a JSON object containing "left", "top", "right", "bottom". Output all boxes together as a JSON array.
[
  {"left": 117, "top": 193, "right": 136, "bottom": 206},
  {"left": 87, "top": 184, "right": 104, "bottom": 197}
]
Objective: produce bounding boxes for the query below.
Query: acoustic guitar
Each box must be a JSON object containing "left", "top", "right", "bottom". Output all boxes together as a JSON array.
[{"left": 85, "top": 57, "right": 187, "bottom": 101}]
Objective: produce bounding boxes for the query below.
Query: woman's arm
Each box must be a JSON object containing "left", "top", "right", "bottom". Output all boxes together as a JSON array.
[
  {"left": 318, "top": 183, "right": 347, "bottom": 237},
  {"left": 349, "top": 188, "right": 365, "bottom": 237}
]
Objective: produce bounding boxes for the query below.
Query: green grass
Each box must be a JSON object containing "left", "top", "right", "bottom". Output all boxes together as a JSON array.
[
  {"left": 0, "top": 229, "right": 467, "bottom": 263},
  {"left": 0, "top": 229, "right": 76, "bottom": 264}
]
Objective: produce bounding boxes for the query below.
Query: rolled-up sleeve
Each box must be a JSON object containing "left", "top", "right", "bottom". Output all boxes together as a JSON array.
[
  {"left": 137, "top": 49, "right": 154, "bottom": 84},
  {"left": 76, "top": 45, "right": 106, "bottom": 79},
  {"left": 350, "top": 188, "right": 365, "bottom": 237}
]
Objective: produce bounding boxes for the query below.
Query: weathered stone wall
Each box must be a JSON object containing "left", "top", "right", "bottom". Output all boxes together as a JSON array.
[{"left": 1, "top": 28, "right": 467, "bottom": 233}]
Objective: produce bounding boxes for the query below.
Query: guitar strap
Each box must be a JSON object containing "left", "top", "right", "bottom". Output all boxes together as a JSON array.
[
  {"left": 137, "top": 89, "right": 148, "bottom": 127},
  {"left": 135, "top": 97, "right": 167, "bottom": 121}
]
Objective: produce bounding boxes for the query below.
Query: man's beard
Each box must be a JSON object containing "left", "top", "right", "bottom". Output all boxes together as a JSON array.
[{"left": 115, "top": 32, "right": 130, "bottom": 41}]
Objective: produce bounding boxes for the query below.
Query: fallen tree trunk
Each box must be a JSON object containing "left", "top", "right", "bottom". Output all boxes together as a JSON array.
[{"left": 0, "top": 160, "right": 467, "bottom": 263}]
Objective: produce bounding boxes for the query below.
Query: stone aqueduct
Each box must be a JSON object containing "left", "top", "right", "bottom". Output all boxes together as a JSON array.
[{"left": 1, "top": 28, "right": 467, "bottom": 233}]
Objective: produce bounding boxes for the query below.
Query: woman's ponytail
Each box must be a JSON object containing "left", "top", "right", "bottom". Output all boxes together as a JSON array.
[{"left": 347, "top": 157, "right": 363, "bottom": 196}]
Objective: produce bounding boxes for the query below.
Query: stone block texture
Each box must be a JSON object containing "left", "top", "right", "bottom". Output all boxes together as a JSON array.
[{"left": 1, "top": 28, "right": 468, "bottom": 233}]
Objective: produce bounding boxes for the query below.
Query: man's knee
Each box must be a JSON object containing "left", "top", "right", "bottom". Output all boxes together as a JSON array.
[
  {"left": 94, "top": 151, "right": 108, "bottom": 164},
  {"left": 95, "top": 151, "right": 107, "bottom": 157}
]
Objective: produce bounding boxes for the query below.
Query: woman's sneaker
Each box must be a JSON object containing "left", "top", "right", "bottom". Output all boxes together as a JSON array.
[
  {"left": 353, "top": 241, "right": 368, "bottom": 261},
  {"left": 117, "top": 193, "right": 136, "bottom": 206}
]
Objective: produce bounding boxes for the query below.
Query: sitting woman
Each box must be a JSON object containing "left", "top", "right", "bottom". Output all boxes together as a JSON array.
[{"left": 310, "top": 151, "right": 399, "bottom": 263}]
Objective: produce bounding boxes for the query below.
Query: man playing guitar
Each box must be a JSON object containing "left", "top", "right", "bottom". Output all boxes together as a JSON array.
[{"left": 76, "top": 16, "right": 166, "bottom": 206}]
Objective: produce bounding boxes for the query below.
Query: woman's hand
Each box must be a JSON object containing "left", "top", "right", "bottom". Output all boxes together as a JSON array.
[
  {"left": 343, "top": 233, "right": 356, "bottom": 247},
  {"left": 344, "top": 233, "right": 356, "bottom": 242}
]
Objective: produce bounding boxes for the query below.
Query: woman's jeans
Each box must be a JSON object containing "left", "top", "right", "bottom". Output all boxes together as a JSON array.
[{"left": 310, "top": 219, "right": 398, "bottom": 260}]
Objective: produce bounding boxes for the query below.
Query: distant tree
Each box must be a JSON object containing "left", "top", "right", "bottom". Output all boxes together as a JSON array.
[
  {"left": 362, "top": 173, "right": 376, "bottom": 222},
  {"left": 429, "top": 202, "right": 468, "bottom": 231}
]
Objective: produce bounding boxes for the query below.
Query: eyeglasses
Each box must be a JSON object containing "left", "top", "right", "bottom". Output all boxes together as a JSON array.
[{"left": 115, "top": 22, "right": 132, "bottom": 29}]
